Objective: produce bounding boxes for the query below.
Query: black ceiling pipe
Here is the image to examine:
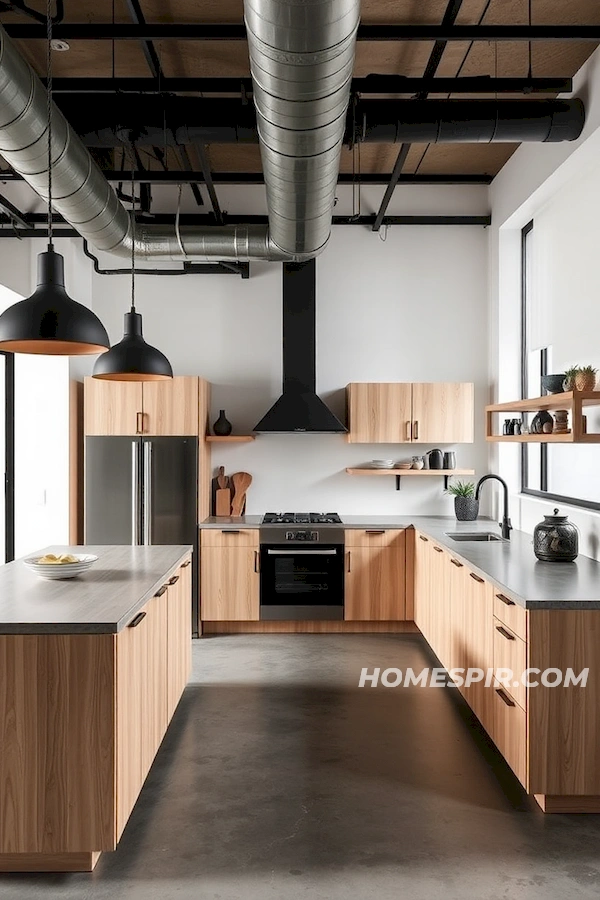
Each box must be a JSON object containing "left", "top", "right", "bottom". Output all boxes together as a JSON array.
[{"left": 56, "top": 95, "right": 585, "bottom": 150}]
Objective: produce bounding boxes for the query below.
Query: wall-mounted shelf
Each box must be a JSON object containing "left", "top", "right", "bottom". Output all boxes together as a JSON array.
[
  {"left": 206, "top": 435, "right": 255, "bottom": 443},
  {"left": 486, "top": 391, "right": 600, "bottom": 443},
  {"left": 346, "top": 467, "right": 475, "bottom": 491}
]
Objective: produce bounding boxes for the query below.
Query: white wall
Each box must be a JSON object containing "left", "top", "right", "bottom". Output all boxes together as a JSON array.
[
  {"left": 490, "top": 42, "right": 600, "bottom": 558},
  {"left": 89, "top": 209, "right": 490, "bottom": 515}
]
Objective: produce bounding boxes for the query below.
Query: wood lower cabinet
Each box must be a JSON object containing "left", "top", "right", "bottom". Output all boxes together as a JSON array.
[
  {"left": 0, "top": 553, "right": 193, "bottom": 871},
  {"left": 492, "top": 681, "right": 527, "bottom": 787},
  {"left": 453, "top": 566, "right": 494, "bottom": 733},
  {"left": 84, "top": 376, "right": 203, "bottom": 436},
  {"left": 413, "top": 532, "right": 432, "bottom": 641},
  {"left": 201, "top": 531, "right": 260, "bottom": 621},
  {"left": 344, "top": 529, "right": 406, "bottom": 621},
  {"left": 346, "top": 381, "right": 474, "bottom": 444}
]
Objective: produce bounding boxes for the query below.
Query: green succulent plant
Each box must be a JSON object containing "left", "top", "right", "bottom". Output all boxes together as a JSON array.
[{"left": 446, "top": 480, "right": 476, "bottom": 498}]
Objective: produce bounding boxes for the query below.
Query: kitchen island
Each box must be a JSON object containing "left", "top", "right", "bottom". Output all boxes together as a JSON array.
[{"left": 0, "top": 545, "right": 193, "bottom": 873}]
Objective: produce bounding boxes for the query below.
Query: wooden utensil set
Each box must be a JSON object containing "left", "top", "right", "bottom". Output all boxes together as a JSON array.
[{"left": 215, "top": 466, "right": 252, "bottom": 517}]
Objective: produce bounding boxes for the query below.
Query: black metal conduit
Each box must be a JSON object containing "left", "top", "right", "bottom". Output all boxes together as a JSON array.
[{"left": 57, "top": 97, "right": 586, "bottom": 148}]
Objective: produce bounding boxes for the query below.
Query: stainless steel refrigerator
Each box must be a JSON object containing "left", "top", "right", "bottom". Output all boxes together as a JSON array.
[{"left": 85, "top": 437, "right": 199, "bottom": 629}]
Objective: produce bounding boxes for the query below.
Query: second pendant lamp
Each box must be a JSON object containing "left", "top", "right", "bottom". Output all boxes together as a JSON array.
[{"left": 93, "top": 185, "right": 173, "bottom": 382}]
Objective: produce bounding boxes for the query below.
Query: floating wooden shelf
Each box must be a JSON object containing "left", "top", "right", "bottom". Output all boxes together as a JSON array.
[
  {"left": 206, "top": 435, "right": 255, "bottom": 443},
  {"left": 346, "top": 467, "right": 475, "bottom": 491},
  {"left": 485, "top": 391, "right": 600, "bottom": 444}
]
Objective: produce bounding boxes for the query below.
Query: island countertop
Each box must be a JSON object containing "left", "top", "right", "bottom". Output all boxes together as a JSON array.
[{"left": 0, "top": 544, "right": 192, "bottom": 634}]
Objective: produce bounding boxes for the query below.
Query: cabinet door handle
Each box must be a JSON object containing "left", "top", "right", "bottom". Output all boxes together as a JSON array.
[
  {"left": 254, "top": 550, "right": 260, "bottom": 573},
  {"left": 406, "top": 420, "right": 412, "bottom": 441},
  {"left": 433, "top": 546, "right": 443, "bottom": 553},
  {"left": 450, "top": 558, "right": 463, "bottom": 568},
  {"left": 128, "top": 611, "right": 147, "bottom": 628},
  {"left": 495, "top": 688, "right": 515, "bottom": 707},
  {"left": 222, "top": 530, "right": 240, "bottom": 534},
  {"left": 136, "top": 411, "right": 143, "bottom": 434},
  {"left": 154, "top": 585, "right": 168, "bottom": 597},
  {"left": 347, "top": 551, "right": 351, "bottom": 573},
  {"left": 181, "top": 559, "right": 191, "bottom": 568},
  {"left": 496, "top": 624, "right": 516, "bottom": 641},
  {"left": 144, "top": 412, "right": 150, "bottom": 434},
  {"left": 469, "top": 572, "right": 484, "bottom": 583},
  {"left": 365, "top": 530, "right": 385, "bottom": 535},
  {"left": 169, "top": 574, "right": 180, "bottom": 586},
  {"left": 419, "top": 535, "right": 428, "bottom": 543},
  {"left": 413, "top": 420, "right": 419, "bottom": 440},
  {"left": 496, "top": 593, "right": 515, "bottom": 607}
]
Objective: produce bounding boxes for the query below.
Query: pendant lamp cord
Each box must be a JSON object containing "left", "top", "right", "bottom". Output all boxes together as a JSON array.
[
  {"left": 131, "top": 163, "right": 136, "bottom": 313},
  {"left": 46, "top": 0, "right": 53, "bottom": 250}
]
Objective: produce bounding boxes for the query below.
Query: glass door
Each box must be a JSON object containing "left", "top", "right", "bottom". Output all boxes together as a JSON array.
[{"left": 0, "top": 351, "right": 14, "bottom": 564}]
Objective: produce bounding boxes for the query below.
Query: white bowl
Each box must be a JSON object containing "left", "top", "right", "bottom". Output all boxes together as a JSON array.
[
  {"left": 371, "top": 459, "right": 395, "bottom": 468},
  {"left": 24, "top": 554, "right": 98, "bottom": 580}
]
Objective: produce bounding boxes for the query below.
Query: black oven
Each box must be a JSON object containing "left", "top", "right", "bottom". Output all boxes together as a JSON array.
[{"left": 259, "top": 527, "right": 344, "bottom": 620}]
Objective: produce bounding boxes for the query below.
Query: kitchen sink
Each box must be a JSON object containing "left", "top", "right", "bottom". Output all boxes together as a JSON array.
[{"left": 445, "top": 532, "right": 507, "bottom": 543}]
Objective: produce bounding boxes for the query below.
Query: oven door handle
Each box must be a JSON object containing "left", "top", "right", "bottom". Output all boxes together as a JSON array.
[{"left": 266, "top": 548, "right": 339, "bottom": 555}]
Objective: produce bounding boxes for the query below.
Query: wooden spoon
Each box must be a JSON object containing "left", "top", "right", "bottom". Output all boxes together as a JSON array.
[{"left": 230, "top": 472, "right": 252, "bottom": 517}]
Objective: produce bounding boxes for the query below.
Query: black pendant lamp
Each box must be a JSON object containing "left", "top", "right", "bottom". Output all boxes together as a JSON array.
[
  {"left": 0, "top": 2, "right": 110, "bottom": 356},
  {"left": 92, "top": 173, "right": 173, "bottom": 382}
]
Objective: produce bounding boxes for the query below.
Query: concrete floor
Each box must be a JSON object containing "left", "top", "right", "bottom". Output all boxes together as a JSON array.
[{"left": 3, "top": 634, "right": 600, "bottom": 899}]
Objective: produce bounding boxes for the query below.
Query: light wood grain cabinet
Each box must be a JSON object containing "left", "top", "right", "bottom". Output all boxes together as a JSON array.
[
  {"left": 346, "top": 381, "right": 474, "bottom": 444},
  {"left": 166, "top": 558, "right": 193, "bottom": 718},
  {"left": 345, "top": 529, "right": 406, "bottom": 621},
  {"left": 84, "top": 376, "right": 202, "bottom": 436},
  {"left": 201, "top": 531, "right": 260, "bottom": 621},
  {"left": 452, "top": 565, "right": 494, "bottom": 733}
]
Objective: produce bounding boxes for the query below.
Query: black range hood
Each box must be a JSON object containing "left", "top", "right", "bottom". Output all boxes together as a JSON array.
[{"left": 254, "top": 260, "right": 347, "bottom": 434}]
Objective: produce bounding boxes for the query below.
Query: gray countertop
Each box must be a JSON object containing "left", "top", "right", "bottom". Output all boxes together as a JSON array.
[
  {"left": 0, "top": 545, "right": 192, "bottom": 634},
  {"left": 200, "top": 515, "right": 600, "bottom": 609}
]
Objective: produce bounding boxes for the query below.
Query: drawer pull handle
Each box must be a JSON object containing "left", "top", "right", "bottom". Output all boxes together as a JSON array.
[
  {"left": 419, "top": 535, "right": 428, "bottom": 543},
  {"left": 496, "top": 625, "right": 516, "bottom": 641},
  {"left": 347, "top": 551, "right": 351, "bottom": 573},
  {"left": 129, "top": 611, "right": 147, "bottom": 628},
  {"left": 496, "top": 593, "right": 515, "bottom": 607},
  {"left": 433, "top": 546, "right": 443, "bottom": 553},
  {"left": 254, "top": 550, "right": 260, "bottom": 573},
  {"left": 181, "top": 559, "right": 191, "bottom": 568},
  {"left": 469, "top": 572, "right": 484, "bottom": 583},
  {"left": 495, "top": 688, "right": 515, "bottom": 707},
  {"left": 154, "top": 585, "right": 168, "bottom": 598},
  {"left": 222, "top": 530, "right": 240, "bottom": 534},
  {"left": 450, "top": 558, "right": 463, "bottom": 567},
  {"left": 365, "top": 530, "right": 385, "bottom": 535},
  {"left": 169, "top": 575, "right": 180, "bottom": 586}
]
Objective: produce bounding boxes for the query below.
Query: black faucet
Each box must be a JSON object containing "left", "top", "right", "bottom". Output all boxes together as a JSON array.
[{"left": 475, "top": 474, "right": 512, "bottom": 540}]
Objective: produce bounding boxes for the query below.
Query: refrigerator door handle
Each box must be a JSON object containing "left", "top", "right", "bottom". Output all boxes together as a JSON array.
[
  {"left": 143, "top": 441, "right": 153, "bottom": 546},
  {"left": 131, "top": 441, "right": 140, "bottom": 546}
]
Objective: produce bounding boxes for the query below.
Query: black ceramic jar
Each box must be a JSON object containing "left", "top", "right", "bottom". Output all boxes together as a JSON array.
[{"left": 533, "top": 508, "right": 579, "bottom": 562}]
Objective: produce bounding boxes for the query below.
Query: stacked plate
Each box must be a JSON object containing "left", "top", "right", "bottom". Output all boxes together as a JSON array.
[
  {"left": 23, "top": 554, "right": 98, "bottom": 580},
  {"left": 371, "top": 459, "right": 395, "bottom": 468}
]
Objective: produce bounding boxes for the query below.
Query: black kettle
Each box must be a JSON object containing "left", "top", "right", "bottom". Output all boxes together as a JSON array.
[{"left": 427, "top": 449, "right": 444, "bottom": 470}]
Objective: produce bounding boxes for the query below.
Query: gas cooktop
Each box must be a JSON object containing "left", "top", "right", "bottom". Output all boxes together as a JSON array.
[{"left": 262, "top": 513, "right": 343, "bottom": 525}]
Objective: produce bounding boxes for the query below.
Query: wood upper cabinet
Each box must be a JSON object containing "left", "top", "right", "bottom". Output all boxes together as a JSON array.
[
  {"left": 346, "top": 382, "right": 474, "bottom": 443},
  {"left": 84, "top": 379, "right": 143, "bottom": 436},
  {"left": 84, "top": 376, "right": 201, "bottom": 436},
  {"left": 411, "top": 382, "right": 474, "bottom": 443},
  {"left": 346, "top": 383, "right": 412, "bottom": 443},
  {"left": 201, "top": 531, "right": 260, "bottom": 621},
  {"left": 345, "top": 529, "right": 406, "bottom": 621}
]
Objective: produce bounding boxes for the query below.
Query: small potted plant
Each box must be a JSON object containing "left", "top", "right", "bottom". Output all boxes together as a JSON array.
[
  {"left": 446, "top": 481, "right": 479, "bottom": 521},
  {"left": 563, "top": 365, "right": 598, "bottom": 392}
]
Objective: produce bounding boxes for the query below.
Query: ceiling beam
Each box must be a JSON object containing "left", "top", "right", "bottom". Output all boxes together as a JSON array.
[
  {"left": 5, "top": 24, "right": 600, "bottom": 42},
  {"left": 0, "top": 170, "right": 494, "bottom": 185},
  {"left": 45, "top": 75, "right": 574, "bottom": 95}
]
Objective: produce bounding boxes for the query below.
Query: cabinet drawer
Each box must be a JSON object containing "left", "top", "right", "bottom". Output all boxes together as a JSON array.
[
  {"left": 345, "top": 528, "right": 405, "bottom": 548},
  {"left": 493, "top": 617, "right": 527, "bottom": 710},
  {"left": 201, "top": 528, "right": 259, "bottom": 548},
  {"left": 493, "top": 680, "right": 527, "bottom": 788},
  {"left": 493, "top": 589, "right": 527, "bottom": 641}
]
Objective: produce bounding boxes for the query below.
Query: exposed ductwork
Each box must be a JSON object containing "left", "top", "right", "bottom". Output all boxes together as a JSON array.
[
  {"left": 0, "top": 0, "right": 360, "bottom": 261},
  {"left": 59, "top": 96, "right": 586, "bottom": 149}
]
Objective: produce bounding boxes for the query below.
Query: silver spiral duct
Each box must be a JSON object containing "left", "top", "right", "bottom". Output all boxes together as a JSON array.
[{"left": 0, "top": 0, "right": 360, "bottom": 262}]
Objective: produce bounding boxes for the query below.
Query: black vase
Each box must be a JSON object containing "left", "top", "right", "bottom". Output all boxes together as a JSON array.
[
  {"left": 455, "top": 497, "right": 479, "bottom": 521},
  {"left": 213, "top": 409, "right": 233, "bottom": 436}
]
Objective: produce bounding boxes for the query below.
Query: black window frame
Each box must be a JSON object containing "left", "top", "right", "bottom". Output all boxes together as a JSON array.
[
  {"left": 520, "top": 220, "right": 600, "bottom": 512},
  {"left": 1, "top": 350, "right": 14, "bottom": 563}
]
